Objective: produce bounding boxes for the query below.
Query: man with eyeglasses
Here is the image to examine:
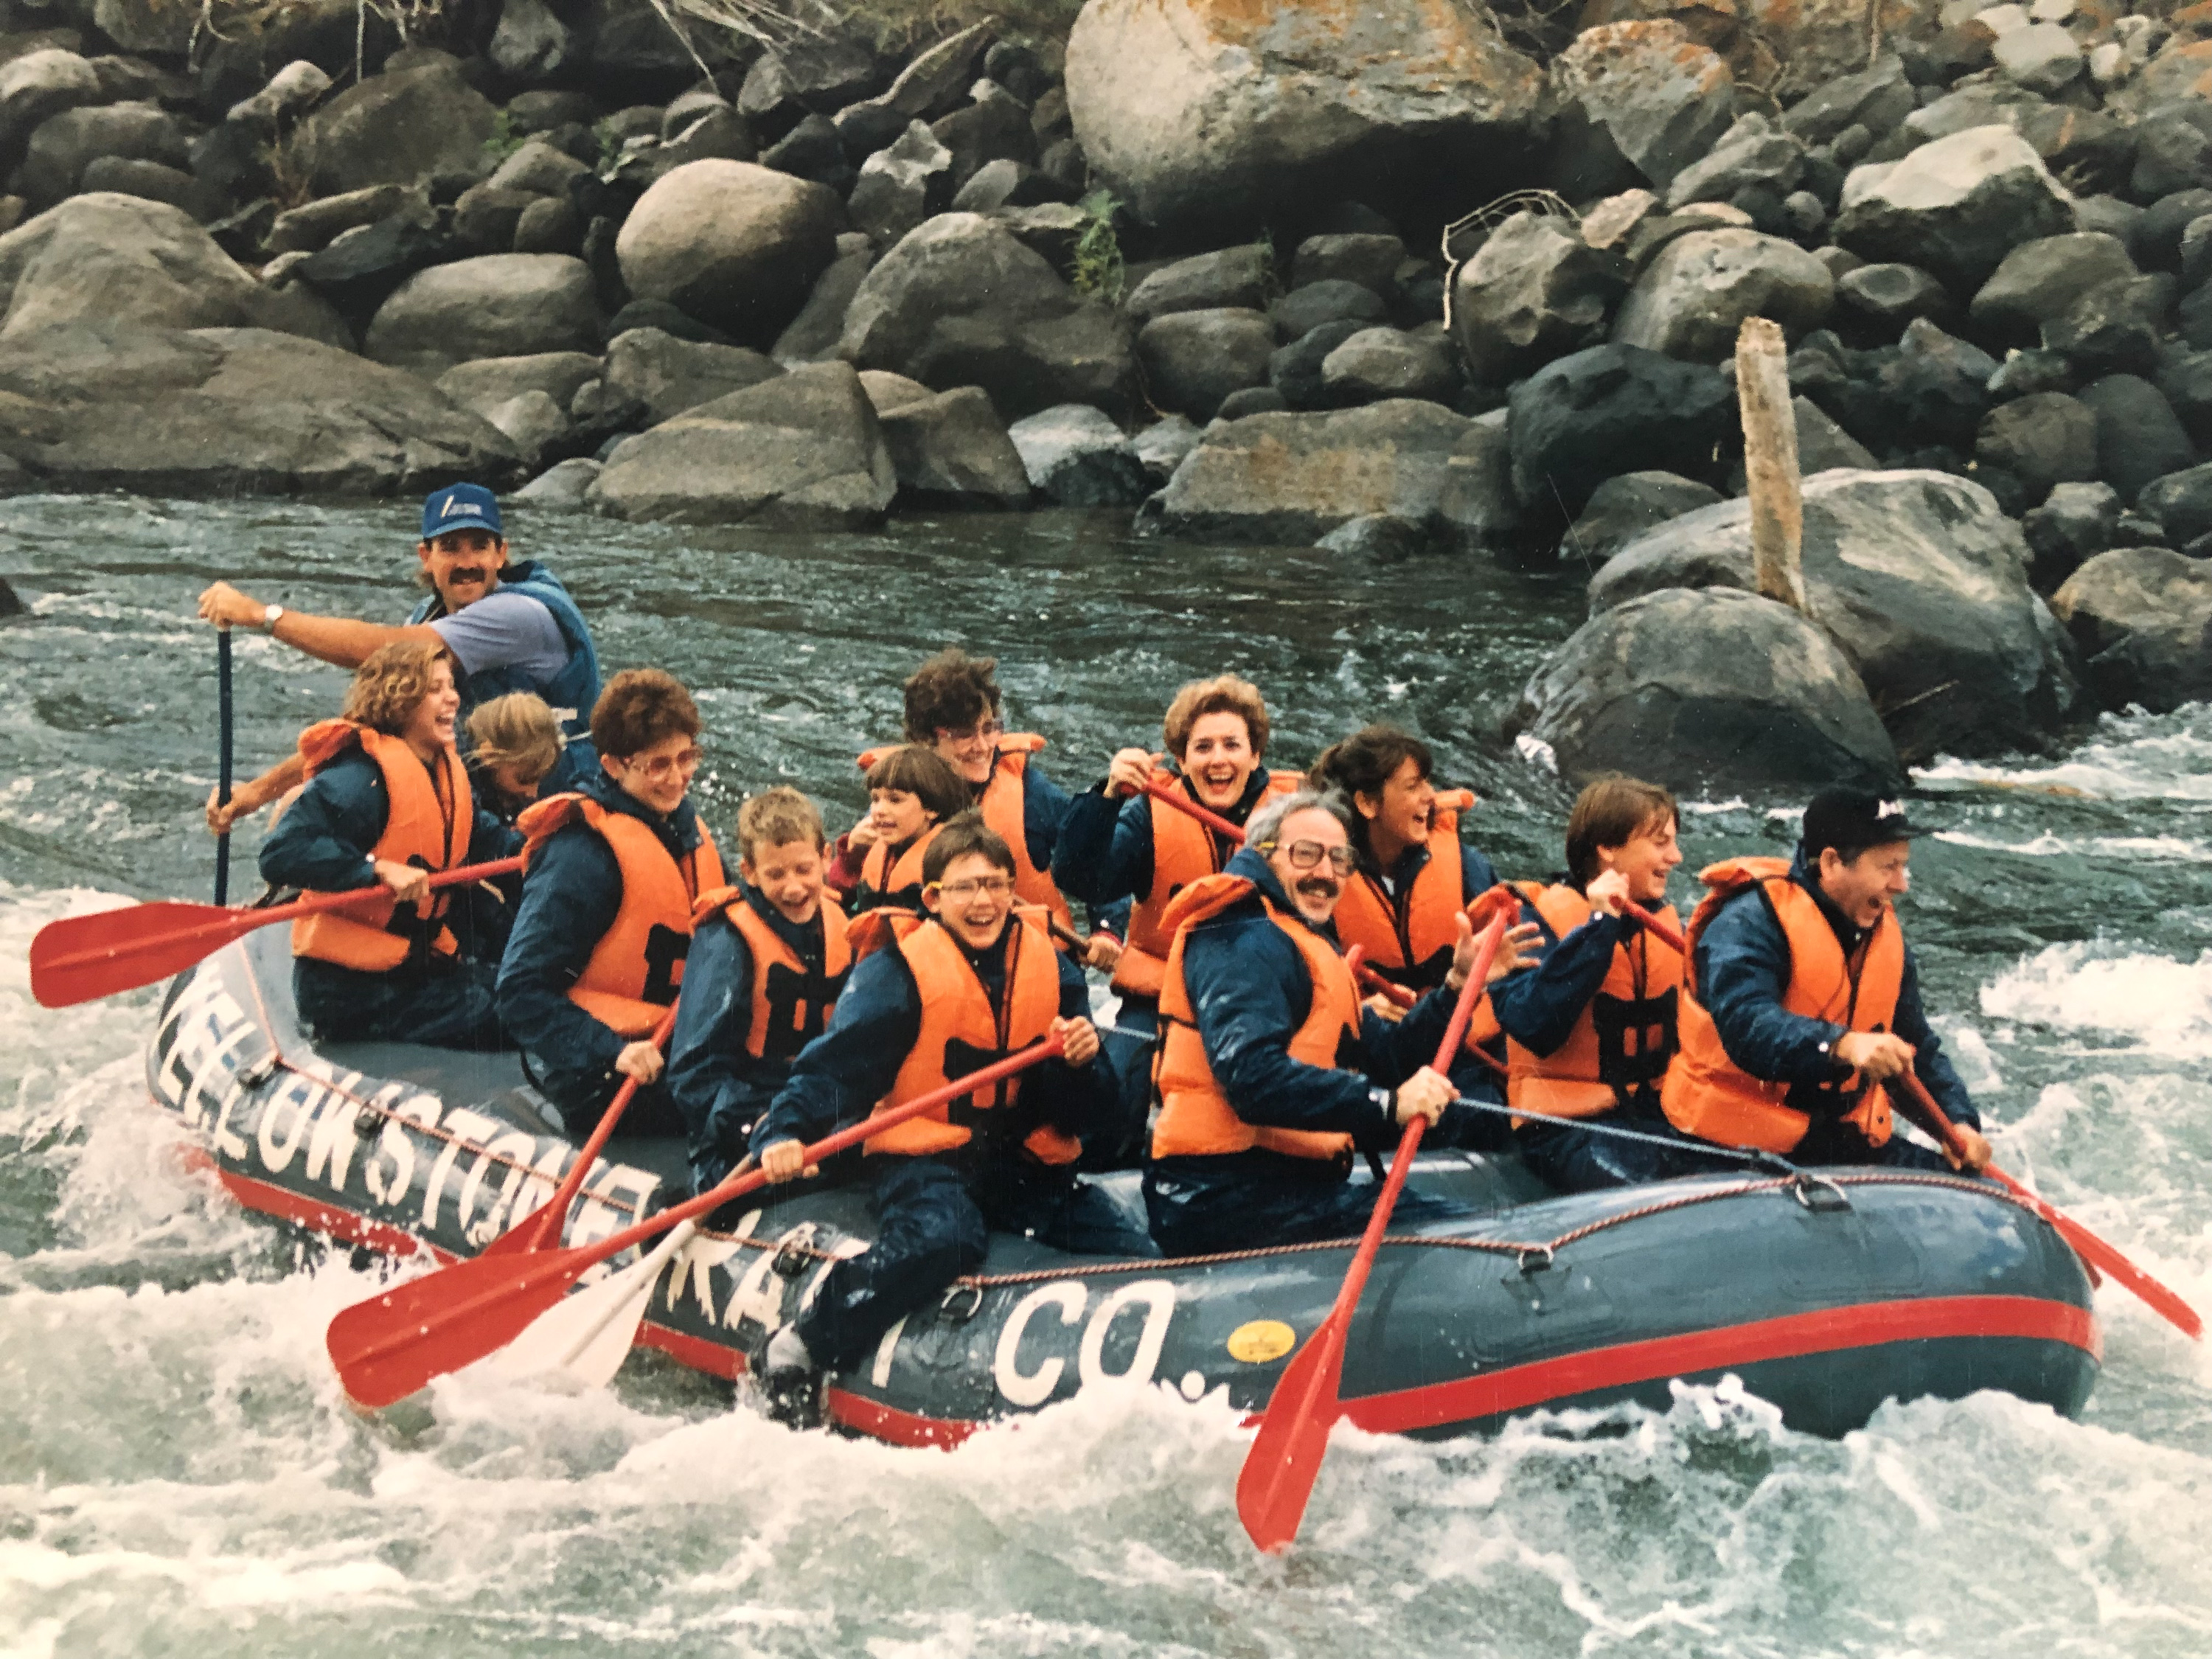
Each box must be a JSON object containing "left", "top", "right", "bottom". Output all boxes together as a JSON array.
[
  {"left": 746, "top": 813, "right": 1155, "bottom": 1425},
  {"left": 498, "top": 669, "right": 724, "bottom": 1141},
  {"left": 1145, "top": 790, "right": 1541, "bottom": 1256}
]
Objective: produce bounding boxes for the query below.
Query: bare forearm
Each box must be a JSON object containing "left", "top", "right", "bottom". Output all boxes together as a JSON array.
[{"left": 272, "top": 611, "right": 434, "bottom": 669}]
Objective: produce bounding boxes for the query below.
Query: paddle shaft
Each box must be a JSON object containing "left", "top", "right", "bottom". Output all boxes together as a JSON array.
[
  {"left": 215, "top": 627, "right": 233, "bottom": 906},
  {"left": 1140, "top": 776, "right": 1248, "bottom": 843},
  {"left": 1623, "top": 899, "right": 1686, "bottom": 953},
  {"left": 1350, "top": 959, "right": 1507, "bottom": 1079}
]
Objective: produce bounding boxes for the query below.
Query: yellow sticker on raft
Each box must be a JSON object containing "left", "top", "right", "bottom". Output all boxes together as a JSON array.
[{"left": 1226, "top": 1320, "right": 1296, "bottom": 1364}]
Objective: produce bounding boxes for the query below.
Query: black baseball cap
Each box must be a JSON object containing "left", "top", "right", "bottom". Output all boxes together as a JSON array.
[{"left": 1801, "top": 789, "right": 1930, "bottom": 858}]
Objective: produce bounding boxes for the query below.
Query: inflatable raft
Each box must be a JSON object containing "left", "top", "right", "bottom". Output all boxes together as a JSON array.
[{"left": 146, "top": 931, "right": 2102, "bottom": 1444}]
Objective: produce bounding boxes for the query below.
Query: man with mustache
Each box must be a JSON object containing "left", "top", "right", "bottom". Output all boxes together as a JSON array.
[
  {"left": 195, "top": 484, "right": 603, "bottom": 832},
  {"left": 1144, "top": 790, "right": 1540, "bottom": 1256}
]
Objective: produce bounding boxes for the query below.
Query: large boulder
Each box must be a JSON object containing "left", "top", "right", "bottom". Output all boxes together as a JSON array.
[
  {"left": 2077, "top": 373, "right": 2195, "bottom": 504},
  {"left": 836, "top": 212, "right": 1136, "bottom": 420},
  {"left": 616, "top": 160, "right": 844, "bottom": 347},
  {"left": 1506, "top": 585, "right": 1903, "bottom": 791},
  {"left": 1506, "top": 342, "right": 1732, "bottom": 514},
  {"left": 0, "top": 323, "right": 520, "bottom": 493},
  {"left": 0, "top": 193, "right": 344, "bottom": 345},
  {"left": 1007, "top": 403, "right": 1150, "bottom": 505},
  {"left": 1449, "top": 209, "right": 1628, "bottom": 385},
  {"left": 1610, "top": 227, "right": 1832, "bottom": 361},
  {"left": 877, "top": 385, "right": 1032, "bottom": 507},
  {"left": 2050, "top": 546, "right": 2212, "bottom": 711},
  {"left": 1973, "top": 392, "right": 2098, "bottom": 504},
  {"left": 1580, "top": 0, "right": 1935, "bottom": 101},
  {"left": 13, "top": 101, "right": 188, "bottom": 208},
  {"left": 603, "top": 327, "right": 782, "bottom": 425},
  {"left": 285, "top": 58, "right": 497, "bottom": 198},
  {"left": 1564, "top": 469, "right": 1723, "bottom": 563},
  {"left": 1136, "top": 307, "right": 1275, "bottom": 420},
  {"left": 0, "top": 50, "right": 101, "bottom": 153},
  {"left": 1590, "top": 467, "right": 2081, "bottom": 759},
  {"left": 846, "top": 120, "right": 953, "bottom": 248},
  {"left": 1552, "top": 20, "right": 1733, "bottom": 191},
  {"left": 590, "top": 361, "right": 896, "bottom": 527},
  {"left": 1967, "top": 232, "right": 2136, "bottom": 344},
  {"left": 1321, "top": 325, "right": 1459, "bottom": 404},
  {"left": 1124, "top": 246, "right": 1274, "bottom": 324},
  {"left": 1063, "top": 0, "right": 1543, "bottom": 232},
  {"left": 1833, "top": 124, "right": 2074, "bottom": 293},
  {"left": 363, "top": 254, "right": 601, "bottom": 378}
]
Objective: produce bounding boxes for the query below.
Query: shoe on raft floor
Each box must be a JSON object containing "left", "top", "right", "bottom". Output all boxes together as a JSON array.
[{"left": 747, "top": 1326, "right": 824, "bottom": 1430}]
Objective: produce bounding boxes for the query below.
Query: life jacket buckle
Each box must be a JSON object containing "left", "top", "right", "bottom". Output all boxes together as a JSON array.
[
  {"left": 939, "top": 1282, "right": 984, "bottom": 1324},
  {"left": 1791, "top": 1172, "right": 1852, "bottom": 1214},
  {"left": 1517, "top": 1244, "right": 1555, "bottom": 1275},
  {"left": 771, "top": 1222, "right": 821, "bottom": 1279}
]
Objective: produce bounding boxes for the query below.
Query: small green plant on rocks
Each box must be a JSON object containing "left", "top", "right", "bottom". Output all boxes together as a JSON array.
[
  {"left": 1072, "top": 189, "right": 1125, "bottom": 305},
  {"left": 483, "top": 108, "right": 526, "bottom": 164}
]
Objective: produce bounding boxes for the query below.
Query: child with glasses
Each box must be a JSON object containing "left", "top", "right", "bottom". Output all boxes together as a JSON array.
[{"left": 498, "top": 669, "right": 725, "bottom": 1141}]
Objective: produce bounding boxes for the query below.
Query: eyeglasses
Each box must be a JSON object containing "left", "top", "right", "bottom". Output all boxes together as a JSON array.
[
  {"left": 931, "top": 877, "right": 1015, "bottom": 900},
  {"left": 934, "top": 720, "right": 1005, "bottom": 748},
  {"left": 1258, "top": 838, "right": 1355, "bottom": 874},
  {"left": 625, "top": 745, "right": 703, "bottom": 782}
]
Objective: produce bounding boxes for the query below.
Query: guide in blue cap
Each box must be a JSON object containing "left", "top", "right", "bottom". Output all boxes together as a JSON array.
[{"left": 192, "top": 481, "right": 605, "bottom": 831}]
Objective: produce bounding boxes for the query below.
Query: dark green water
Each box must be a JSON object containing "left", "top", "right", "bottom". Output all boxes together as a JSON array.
[{"left": 0, "top": 494, "right": 2205, "bottom": 1658}]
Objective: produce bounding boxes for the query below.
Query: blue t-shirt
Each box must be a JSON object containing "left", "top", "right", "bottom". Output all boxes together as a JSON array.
[{"left": 427, "top": 588, "right": 568, "bottom": 689}]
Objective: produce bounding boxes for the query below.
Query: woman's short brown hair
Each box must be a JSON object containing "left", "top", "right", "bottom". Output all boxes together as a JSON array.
[
  {"left": 922, "top": 811, "right": 1015, "bottom": 883},
  {"left": 1564, "top": 775, "right": 1679, "bottom": 889},
  {"left": 465, "top": 692, "right": 563, "bottom": 786},
  {"left": 864, "top": 744, "right": 970, "bottom": 822},
  {"left": 341, "top": 639, "right": 456, "bottom": 737},
  {"left": 737, "top": 786, "right": 826, "bottom": 863},
  {"left": 1162, "top": 675, "right": 1269, "bottom": 760},
  {"left": 591, "top": 669, "right": 699, "bottom": 761},
  {"left": 902, "top": 648, "right": 1001, "bottom": 741}
]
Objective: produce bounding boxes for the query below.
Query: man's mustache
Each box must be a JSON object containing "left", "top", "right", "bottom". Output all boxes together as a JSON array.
[
  {"left": 1295, "top": 876, "right": 1340, "bottom": 902},
  {"left": 444, "top": 566, "right": 490, "bottom": 583}
]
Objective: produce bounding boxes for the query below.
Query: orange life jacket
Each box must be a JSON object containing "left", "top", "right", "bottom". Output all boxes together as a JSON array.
[
  {"left": 690, "top": 886, "right": 852, "bottom": 1062},
  {"left": 1505, "top": 884, "right": 1683, "bottom": 1121},
  {"left": 1661, "top": 858, "right": 1901, "bottom": 1154},
  {"left": 291, "top": 720, "right": 470, "bottom": 972},
  {"left": 864, "top": 911, "right": 1077, "bottom": 1164},
  {"left": 518, "top": 792, "right": 726, "bottom": 1037},
  {"left": 1151, "top": 874, "right": 1361, "bottom": 1162},
  {"left": 1112, "top": 768, "right": 1303, "bottom": 1001},
  {"left": 856, "top": 821, "right": 942, "bottom": 916},
  {"left": 859, "top": 735, "right": 1076, "bottom": 942}
]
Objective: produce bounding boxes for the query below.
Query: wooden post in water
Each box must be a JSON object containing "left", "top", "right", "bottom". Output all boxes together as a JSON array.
[{"left": 1736, "top": 316, "right": 1807, "bottom": 615}]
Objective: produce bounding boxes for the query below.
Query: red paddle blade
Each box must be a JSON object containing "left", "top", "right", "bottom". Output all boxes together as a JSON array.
[
  {"left": 30, "top": 901, "right": 257, "bottom": 1007},
  {"left": 327, "top": 1246, "right": 592, "bottom": 1409},
  {"left": 476, "top": 1194, "right": 565, "bottom": 1259},
  {"left": 1989, "top": 1169, "right": 2202, "bottom": 1340},
  {"left": 1237, "top": 1315, "right": 1349, "bottom": 1553}
]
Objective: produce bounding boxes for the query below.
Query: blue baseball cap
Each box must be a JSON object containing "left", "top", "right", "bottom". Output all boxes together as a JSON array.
[{"left": 420, "top": 483, "right": 504, "bottom": 540}]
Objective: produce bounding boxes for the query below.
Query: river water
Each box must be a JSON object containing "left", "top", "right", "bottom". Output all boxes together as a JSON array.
[{"left": 0, "top": 494, "right": 2206, "bottom": 1658}]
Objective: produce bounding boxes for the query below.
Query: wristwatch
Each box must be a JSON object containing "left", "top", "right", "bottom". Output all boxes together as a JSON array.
[{"left": 261, "top": 603, "right": 284, "bottom": 633}]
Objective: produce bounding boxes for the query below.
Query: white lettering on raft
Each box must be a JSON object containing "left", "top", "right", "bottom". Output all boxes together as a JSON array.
[
  {"left": 992, "top": 1282, "right": 1087, "bottom": 1407},
  {"left": 989, "top": 1279, "right": 1178, "bottom": 1407}
]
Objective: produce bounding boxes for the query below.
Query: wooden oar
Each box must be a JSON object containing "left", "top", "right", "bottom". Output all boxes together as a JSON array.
[
  {"left": 327, "top": 1034, "right": 1067, "bottom": 1409},
  {"left": 1893, "top": 1068, "right": 2201, "bottom": 1340},
  {"left": 479, "top": 1001, "right": 682, "bottom": 1259},
  {"left": 29, "top": 855, "right": 526, "bottom": 1008},
  {"left": 1237, "top": 908, "right": 1509, "bottom": 1554},
  {"left": 1350, "top": 959, "right": 1508, "bottom": 1081}
]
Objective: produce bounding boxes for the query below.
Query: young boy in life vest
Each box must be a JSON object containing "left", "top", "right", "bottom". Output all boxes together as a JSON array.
[
  {"left": 827, "top": 745, "right": 970, "bottom": 916},
  {"left": 748, "top": 815, "right": 1156, "bottom": 1426},
  {"left": 259, "top": 639, "right": 518, "bottom": 1050},
  {"left": 666, "top": 787, "right": 852, "bottom": 1193},
  {"left": 1051, "top": 675, "right": 1304, "bottom": 1165},
  {"left": 498, "top": 670, "right": 724, "bottom": 1141},
  {"left": 1490, "top": 776, "right": 1713, "bottom": 1191},
  {"left": 1662, "top": 789, "right": 1994, "bottom": 1174}
]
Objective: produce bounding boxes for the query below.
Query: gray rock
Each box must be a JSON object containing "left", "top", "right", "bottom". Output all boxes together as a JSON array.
[
  {"left": 846, "top": 121, "right": 952, "bottom": 248},
  {"left": 14, "top": 101, "right": 186, "bottom": 207},
  {"left": 1784, "top": 54, "right": 1916, "bottom": 145},
  {"left": 293, "top": 206, "right": 452, "bottom": 319},
  {"left": 1506, "top": 585, "right": 1902, "bottom": 791},
  {"left": 1507, "top": 343, "right": 1733, "bottom": 514},
  {"left": 837, "top": 212, "right": 1136, "bottom": 420},
  {"left": 990, "top": 201, "right": 1089, "bottom": 273},
  {"left": 771, "top": 245, "right": 873, "bottom": 366},
  {"left": 2135, "top": 460, "right": 2212, "bottom": 546},
  {"left": 1592, "top": 467, "right": 2080, "bottom": 758},
  {"left": 1989, "top": 349, "right": 2076, "bottom": 402},
  {"left": 1992, "top": 21, "right": 2081, "bottom": 93},
  {"left": 2051, "top": 546, "right": 2212, "bottom": 709},
  {"left": 634, "top": 104, "right": 760, "bottom": 187},
  {"left": 616, "top": 159, "right": 843, "bottom": 347},
  {"left": 2129, "top": 112, "right": 2212, "bottom": 201},
  {"left": 490, "top": 0, "right": 571, "bottom": 81},
  {"left": 1880, "top": 317, "right": 1997, "bottom": 445},
  {"left": 486, "top": 137, "right": 590, "bottom": 198},
  {"left": 453, "top": 184, "right": 535, "bottom": 256},
  {"left": 1554, "top": 20, "right": 1733, "bottom": 191},
  {"left": 1449, "top": 209, "right": 1627, "bottom": 386},
  {"left": 759, "top": 111, "right": 841, "bottom": 187},
  {"left": 950, "top": 159, "right": 1066, "bottom": 213},
  {"left": 1131, "top": 413, "right": 1201, "bottom": 483},
  {"left": 2042, "top": 276, "right": 2170, "bottom": 378},
  {"left": 858, "top": 369, "right": 932, "bottom": 413},
  {"left": 1145, "top": 400, "right": 1483, "bottom": 544},
  {"left": 1136, "top": 305, "right": 1274, "bottom": 420},
  {"left": 1291, "top": 233, "right": 1405, "bottom": 296},
  {"left": 838, "top": 21, "right": 990, "bottom": 129},
  {"left": 2078, "top": 372, "right": 2196, "bottom": 502},
  {"left": 1267, "top": 319, "right": 1366, "bottom": 409},
  {"left": 1270, "top": 279, "right": 1388, "bottom": 341},
  {"left": 604, "top": 326, "right": 780, "bottom": 424},
  {"left": 1835, "top": 262, "right": 1952, "bottom": 333},
  {"left": 2155, "top": 346, "right": 2212, "bottom": 448},
  {"left": 877, "top": 383, "right": 1030, "bottom": 506},
  {"left": 928, "top": 81, "right": 1037, "bottom": 194},
  {"left": 1063, "top": 0, "right": 1542, "bottom": 232},
  {"left": 435, "top": 352, "right": 603, "bottom": 423},
  {"left": 2021, "top": 479, "right": 2119, "bottom": 588},
  {"left": 0, "top": 321, "right": 517, "bottom": 493},
  {"left": 590, "top": 360, "right": 896, "bottom": 526},
  {"left": 1316, "top": 512, "right": 1433, "bottom": 561},
  {"left": 1835, "top": 124, "right": 2075, "bottom": 293},
  {"left": 1006, "top": 402, "right": 1147, "bottom": 505},
  {"left": 1124, "top": 245, "right": 1272, "bottom": 325},
  {"left": 1563, "top": 470, "right": 1725, "bottom": 565},
  {"left": 268, "top": 184, "right": 414, "bottom": 256},
  {"left": 1664, "top": 114, "right": 1804, "bottom": 210},
  {"left": 1217, "top": 386, "right": 1287, "bottom": 419},
  {"left": 363, "top": 253, "right": 601, "bottom": 377},
  {"left": 1975, "top": 392, "right": 2098, "bottom": 502},
  {"left": 512, "top": 456, "right": 601, "bottom": 509},
  {"left": 1795, "top": 395, "right": 1879, "bottom": 471},
  {"left": 736, "top": 38, "right": 880, "bottom": 124},
  {"left": 0, "top": 49, "right": 98, "bottom": 151},
  {"left": 1968, "top": 232, "right": 2138, "bottom": 344},
  {"left": 1611, "top": 227, "right": 1834, "bottom": 361},
  {"left": 76, "top": 156, "right": 208, "bottom": 218},
  {"left": 476, "top": 389, "right": 571, "bottom": 468},
  {"left": 513, "top": 196, "right": 580, "bottom": 257},
  {"left": 506, "top": 91, "right": 600, "bottom": 136},
  {"left": 2132, "top": 188, "right": 2212, "bottom": 274},
  {"left": 1319, "top": 324, "right": 1458, "bottom": 405},
  {"left": 285, "top": 59, "right": 497, "bottom": 199}
]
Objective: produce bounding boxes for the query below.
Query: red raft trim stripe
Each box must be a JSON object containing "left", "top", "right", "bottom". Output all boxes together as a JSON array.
[
  {"left": 1340, "top": 1293, "right": 2101, "bottom": 1437},
  {"left": 212, "top": 1166, "right": 446, "bottom": 1262},
  {"left": 827, "top": 1387, "right": 979, "bottom": 1450},
  {"left": 636, "top": 1320, "right": 743, "bottom": 1382}
]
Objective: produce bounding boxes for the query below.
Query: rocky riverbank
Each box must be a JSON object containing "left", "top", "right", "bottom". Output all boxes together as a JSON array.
[{"left": 2, "top": 0, "right": 2209, "bottom": 784}]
